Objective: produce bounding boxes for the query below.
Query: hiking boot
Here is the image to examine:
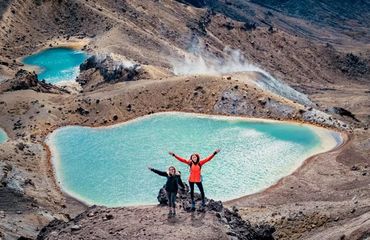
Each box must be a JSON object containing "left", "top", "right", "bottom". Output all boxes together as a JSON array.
[
  {"left": 168, "top": 209, "right": 173, "bottom": 216},
  {"left": 191, "top": 201, "right": 196, "bottom": 211},
  {"left": 201, "top": 200, "right": 206, "bottom": 207}
]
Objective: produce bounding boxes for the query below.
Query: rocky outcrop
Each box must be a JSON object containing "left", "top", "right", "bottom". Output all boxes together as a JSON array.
[
  {"left": 77, "top": 55, "right": 142, "bottom": 88},
  {"left": 157, "top": 184, "right": 275, "bottom": 240},
  {"left": 335, "top": 53, "right": 369, "bottom": 79},
  {"left": 186, "top": 9, "right": 214, "bottom": 36},
  {"left": 0, "top": 70, "right": 66, "bottom": 94},
  {"left": 301, "top": 108, "right": 350, "bottom": 130},
  {"left": 0, "top": 162, "right": 26, "bottom": 193},
  {"left": 36, "top": 219, "right": 67, "bottom": 240},
  {"left": 214, "top": 87, "right": 296, "bottom": 119},
  {"left": 214, "top": 85, "right": 350, "bottom": 131},
  {"left": 36, "top": 183, "right": 275, "bottom": 240},
  {"left": 327, "top": 107, "right": 360, "bottom": 122}
]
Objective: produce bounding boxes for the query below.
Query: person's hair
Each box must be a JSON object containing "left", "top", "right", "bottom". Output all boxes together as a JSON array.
[
  {"left": 168, "top": 166, "right": 176, "bottom": 173},
  {"left": 190, "top": 153, "right": 200, "bottom": 164}
]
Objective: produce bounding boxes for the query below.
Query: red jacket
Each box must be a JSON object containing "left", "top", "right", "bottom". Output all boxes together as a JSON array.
[{"left": 174, "top": 153, "right": 215, "bottom": 183}]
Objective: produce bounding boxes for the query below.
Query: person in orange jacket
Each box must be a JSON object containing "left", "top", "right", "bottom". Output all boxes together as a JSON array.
[{"left": 169, "top": 149, "right": 220, "bottom": 210}]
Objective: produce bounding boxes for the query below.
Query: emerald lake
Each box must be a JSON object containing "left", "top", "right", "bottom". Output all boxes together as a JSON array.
[
  {"left": 22, "top": 47, "right": 87, "bottom": 84},
  {"left": 47, "top": 112, "right": 341, "bottom": 207}
]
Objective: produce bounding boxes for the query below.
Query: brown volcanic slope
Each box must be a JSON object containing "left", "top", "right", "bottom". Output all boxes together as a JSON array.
[
  {"left": 0, "top": 0, "right": 369, "bottom": 86},
  {"left": 179, "top": 0, "right": 370, "bottom": 48},
  {"left": 0, "top": 0, "right": 369, "bottom": 240}
]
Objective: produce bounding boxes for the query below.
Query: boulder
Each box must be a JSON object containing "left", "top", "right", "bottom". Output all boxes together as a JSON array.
[
  {"left": 207, "top": 199, "right": 223, "bottom": 212},
  {"left": 75, "top": 107, "right": 89, "bottom": 116},
  {"left": 255, "top": 224, "right": 276, "bottom": 240},
  {"left": 71, "top": 225, "right": 81, "bottom": 231},
  {"left": 157, "top": 186, "right": 168, "bottom": 205},
  {"left": 242, "top": 21, "right": 257, "bottom": 31}
]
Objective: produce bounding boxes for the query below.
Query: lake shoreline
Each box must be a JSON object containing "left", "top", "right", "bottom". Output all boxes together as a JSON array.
[{"left": 225, "top": 131, "right": 349, "bottom": 205}]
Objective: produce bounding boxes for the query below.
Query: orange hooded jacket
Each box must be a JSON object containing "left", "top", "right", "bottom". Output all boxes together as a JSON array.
[{"left": 174, "top": 153, "right": 215, "bottom": 183}]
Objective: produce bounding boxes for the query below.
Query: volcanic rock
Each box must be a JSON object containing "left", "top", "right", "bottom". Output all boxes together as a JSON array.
[
  {"left": 156, "top": 184, "right": 275, "bottom": 239},
  {"left": 75, "top": 107, "right": 89, "bottom": 116},
  {"left": 0, "top": 70, "right": 66, "bottom": 94},
  {"left": 328, "top": 107, "right": 359, "bottom": 122},
  {"left": 78, "top": 55, "right": 141, "bottom": 86},
  {"left": 335, "top": 53, "right": 369, "bottom": 78}
]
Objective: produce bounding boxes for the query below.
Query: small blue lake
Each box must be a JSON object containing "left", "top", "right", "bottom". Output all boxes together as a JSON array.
[
  {"left": 47, "top": 112, "right": 340, "bottom": 207},
  {"left": 22, "top": 48, "right": 87, "bottom": 84},
  {"left": 0, "top": 128, "right": 7, "bottom": 143}
]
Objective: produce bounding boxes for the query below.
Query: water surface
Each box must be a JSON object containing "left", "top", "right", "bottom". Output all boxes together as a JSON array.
[
  {"left": 0, "top": 128, "right": 7, "bottom": 143},
  {"left": 22, "top": 48, "right": 87, "bottom": 84},
  {"left": 47, "top": 113, "right": 340, "bottom": 206}
]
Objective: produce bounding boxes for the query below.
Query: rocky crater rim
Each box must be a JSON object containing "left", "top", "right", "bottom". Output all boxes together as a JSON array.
[
  {"left": 17, "top": 38, "right": 91, "bottom": 61},
  {"left": 45, "top": 111, "right": 346, "bottom": 133}
]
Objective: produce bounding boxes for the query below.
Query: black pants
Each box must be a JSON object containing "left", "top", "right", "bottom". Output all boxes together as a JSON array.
[
  {"left": 189, "top": 182, "right": 205, "bottom": 202},
  {"left": 167, "top": 191, "right": 177, "bottom": 208}
]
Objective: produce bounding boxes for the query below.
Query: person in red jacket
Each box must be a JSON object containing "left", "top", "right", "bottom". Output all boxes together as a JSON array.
[{"left": 169, "top": 149, "right": 220, "bottom": 210}]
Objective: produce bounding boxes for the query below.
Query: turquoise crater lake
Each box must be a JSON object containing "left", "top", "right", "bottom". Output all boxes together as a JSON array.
[
  {"left": 0, "top": 128, "right": 8, "bottom": 143},
  {"left": 47, "top": 112, "right": 341, "bottom": 207},
  {"left": 22, "top": 47, "right": 87, "bottom": 84}
]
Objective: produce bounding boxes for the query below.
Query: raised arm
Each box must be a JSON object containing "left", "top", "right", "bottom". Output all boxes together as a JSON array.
[
  {"left": 148, "top": 167, "right": 168, "bottom": 177},
  {"left": 199, "top": 149, "right": 220, "bottom": 166},
  {"left": 169, "top": 152, "right": 190, "bottom": 165}
]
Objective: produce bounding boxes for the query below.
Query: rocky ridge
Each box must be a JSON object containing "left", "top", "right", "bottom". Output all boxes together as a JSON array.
[
  {"left": 37, "top": 184, "right": 276, "bottom": 240},
  {"left": 0, "top": 70, "right": 66, "bottom": 94}
]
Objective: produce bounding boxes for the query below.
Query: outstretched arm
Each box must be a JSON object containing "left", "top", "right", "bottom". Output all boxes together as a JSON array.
[
  {"left": 199, "top": 149, "right": 221, "bottom": 166},
  {"left": 148, "top": 167, "right": 168, "bottom": 177},
  {"left": 169, "top": 152, "right": 190, "bottom": 165}
]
